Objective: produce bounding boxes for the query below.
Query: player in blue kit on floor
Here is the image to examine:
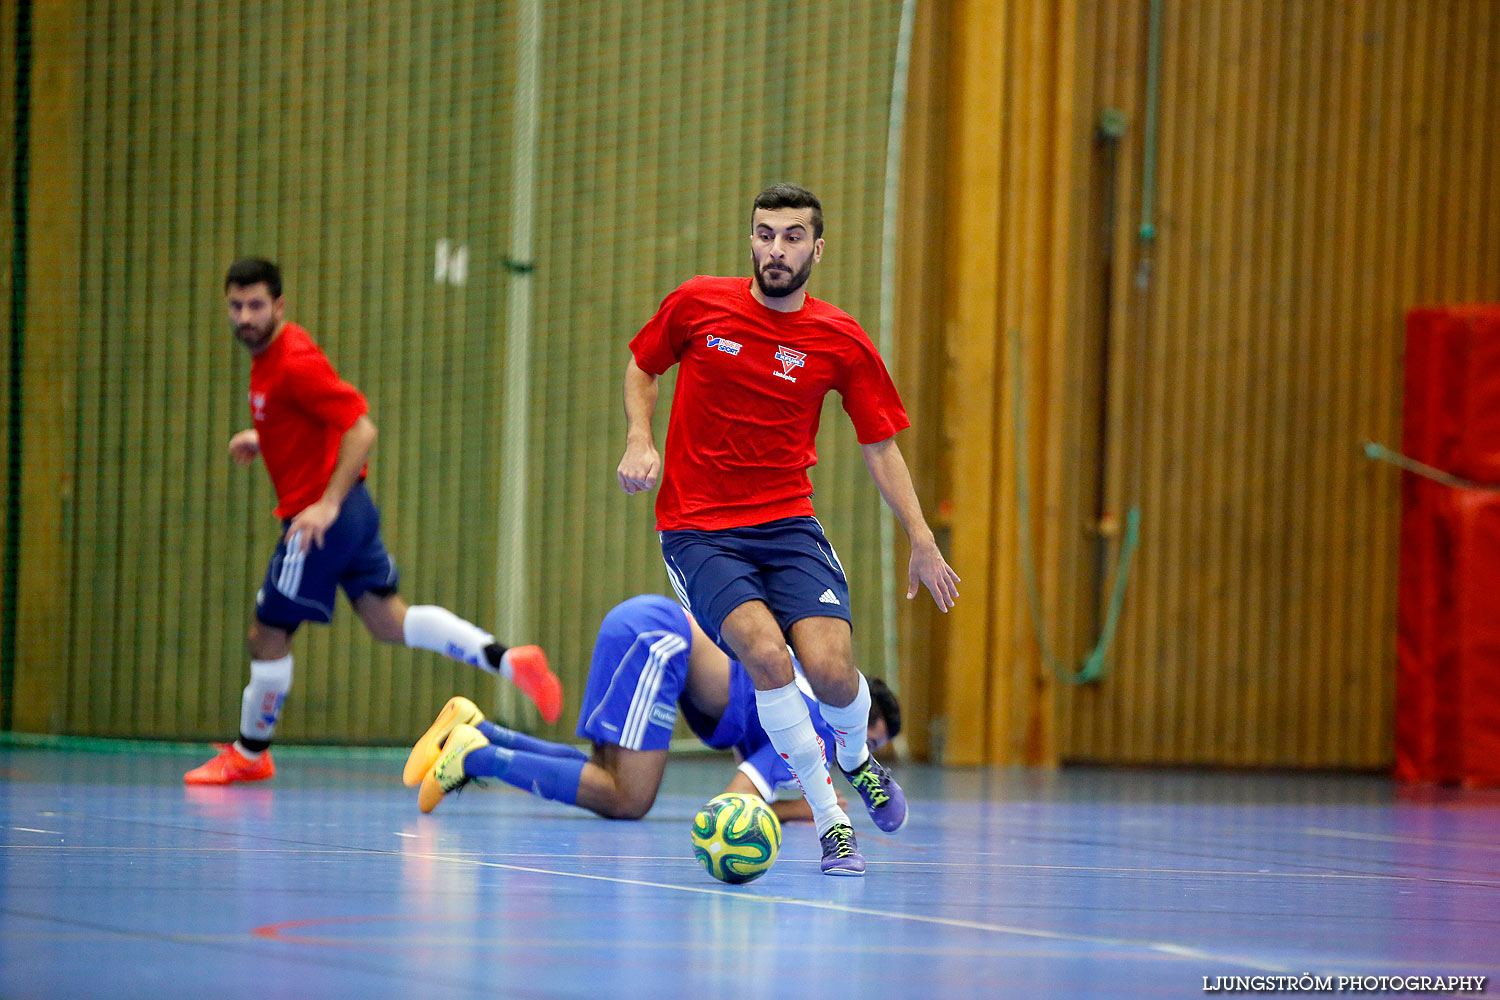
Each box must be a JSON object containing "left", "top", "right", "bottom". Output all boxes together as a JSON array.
[{"left": 408, "top": 594, "right": 901, "bottom": 825}]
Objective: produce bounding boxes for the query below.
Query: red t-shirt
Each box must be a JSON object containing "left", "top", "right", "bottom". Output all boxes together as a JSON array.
[
  {"left": 248, "top": 322, "right": 369, "bottom": 518},
  {"left": 629, "top": 276, "right": 909, "bottom": 530}
]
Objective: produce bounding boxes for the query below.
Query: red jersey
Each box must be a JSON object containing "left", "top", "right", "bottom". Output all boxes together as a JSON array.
[
  {"left": 248, "top": 322, "right": 369, "bottom": 518},
  {"left": 629, "top": 276, "right": 909, "bottom": 530}
]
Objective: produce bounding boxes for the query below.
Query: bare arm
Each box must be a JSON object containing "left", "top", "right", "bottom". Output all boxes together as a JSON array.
[
  {"left": 286, "top": 414, "right": 377, "bottom": 552},
  {"left": 861, "top": 435, "right": 961, "bottom": 611},
  {"left": 617, "top": 357, "right": 661, "bottom": 494}
]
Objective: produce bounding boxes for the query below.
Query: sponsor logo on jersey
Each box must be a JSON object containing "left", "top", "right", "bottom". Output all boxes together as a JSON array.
[
  {"left": 707, "top": 335, "right": 743, "bottom": 356},
  {"left": 774, "top": 346, "right": 806, "bottom": 382},
  {"left": 650, "top": 702, "right": 678, "bottom": 729},
  {"left": 818, "top": 588, "right": 841, "bottom": 606}
]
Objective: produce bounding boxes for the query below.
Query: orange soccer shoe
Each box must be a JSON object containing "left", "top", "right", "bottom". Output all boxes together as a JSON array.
[
  {"left": 418, "top": 723, "right": 490, "bottom": 814},
  {"left": 184, "top": 743, "right": 275, "bottom": 785},
  {"left": 403, "top": 696, "right": 486, "bottom": 786},
  {"left": 504, "top": 645, "right": 562, "bottom": 724}
]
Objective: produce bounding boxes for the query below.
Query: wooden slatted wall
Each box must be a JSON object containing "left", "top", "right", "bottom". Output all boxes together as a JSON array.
[
  {"left": 0, "top": 0, "right": 17, "bottom": 716},
  {"left": 899, "top": 0, "right": 1500, "bottom": 767},
  {"left": 12, "top": 0, "right": 83, "bottom": 734},
  {"left": 891, "top": 0, "right": 952, "bottom": 761},
  {"left": 11, "top": 1, "right": 907, "bottom": 744},
  {"left": 894, "top": 0, "right": 1087, "bottom": 766},
  {"left": 1059, "top": 0, "right": 1500, "bottom": 767}
]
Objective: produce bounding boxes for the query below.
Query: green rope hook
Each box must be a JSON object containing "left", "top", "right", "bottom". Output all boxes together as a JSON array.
[{"left": 1011, "top": 327, "right": 1141, "bottom": 684}]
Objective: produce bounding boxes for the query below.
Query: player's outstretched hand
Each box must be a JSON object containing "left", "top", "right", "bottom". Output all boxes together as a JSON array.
[
  {"left": 908, "top": 540, "right": 961, "bottom": 612},
  {"left": 286, "top": 498, "right": 340, "bottom": 553},
  {"left": 228, "top": 429, "right": 261, "bottom": 466},
  {"left": 617, "top": 439, "right": 661, "bottom": 495}
]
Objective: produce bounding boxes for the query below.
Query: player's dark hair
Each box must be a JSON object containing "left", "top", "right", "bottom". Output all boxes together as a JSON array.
[
  {"left": 752, "top": 182, "right": 823, "bottom": 239},
  {"left": 225, "top": 257, "right": 282, "bottom": 299},
  {"left": 867, "top": 676, "right": 901, "bottom": 741}
]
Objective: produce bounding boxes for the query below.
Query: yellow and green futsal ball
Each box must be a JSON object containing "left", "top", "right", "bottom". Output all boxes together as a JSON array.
[{"left": 690, "top": 792, "right": 782, "bottom": 884}]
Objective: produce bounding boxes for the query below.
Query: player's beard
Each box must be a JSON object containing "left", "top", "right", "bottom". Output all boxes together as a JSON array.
[
  {"left": 233, "top": 316, "right": 277, "bottom": 353},
  {"left": 752, "top": 253, "right": 814, "bottom": 299}
]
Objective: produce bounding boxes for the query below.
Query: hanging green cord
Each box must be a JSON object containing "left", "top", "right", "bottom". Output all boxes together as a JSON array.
[
  {"left": 1011, "top": 327, "right": 1141, "bottom": 684},
  {"left": 1361, "top": 440, "right": 1500, "bottom": 492}
]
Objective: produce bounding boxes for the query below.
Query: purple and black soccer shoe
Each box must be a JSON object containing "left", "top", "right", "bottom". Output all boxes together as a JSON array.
[{"left": 842, "top": 754, "right": 907, "bottom": 834}]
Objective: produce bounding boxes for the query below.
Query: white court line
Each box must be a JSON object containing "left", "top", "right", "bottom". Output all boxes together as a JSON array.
[
  {"left": 1303, "top": 826, "right": 1500, "bottom": 852},
  {"left": 6, "top": 843, "right": 1499, "bottom": 887},
  {"left": 396, "top": 847, "right": 1298, "bottom": 975}
]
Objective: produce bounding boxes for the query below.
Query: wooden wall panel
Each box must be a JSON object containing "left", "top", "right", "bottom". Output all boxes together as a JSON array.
[
  {"left": 1055, "top": 0, "right": 1500, "bottom": 767},
  {"left": 0, "top": 0, "right": 18, "bottom": 720},
  {"left": 893, "top": 0, "right": 953, "bottom": 761},
  {"left": 932, "top": 0, "right": 1007, "bottom": 767},
  {"left": 916, "top": 0, "right": 1084, "bottom": 766},
  {"left": 11, "top": 0, "right": 82, "bottom": 733},
  {"left": 899, "top": 0, "right": 1500, "bottom": 768}
]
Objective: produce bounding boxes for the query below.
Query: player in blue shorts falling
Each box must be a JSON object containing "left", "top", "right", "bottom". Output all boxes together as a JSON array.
[
  {"left": 616, "top": 184, "right": 959, "bottom": 874},
  {"left": 185, "top": 258, "right": 561, "bottom": 785},
  {"left": 408, "top": 594, "right": 901, "bottom": 826}
]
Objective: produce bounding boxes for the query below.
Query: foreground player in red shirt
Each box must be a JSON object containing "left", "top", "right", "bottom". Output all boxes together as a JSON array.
[
  {"left": 617, "top": 184, "right": 960, "bottom": 875},
  {"left": 186, "top": 258, "right": 561, "bottom": 785}
]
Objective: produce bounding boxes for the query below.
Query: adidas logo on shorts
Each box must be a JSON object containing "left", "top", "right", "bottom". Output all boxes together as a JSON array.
[{"left": 818, "top": 589, "right": 840, "bottom": 606}]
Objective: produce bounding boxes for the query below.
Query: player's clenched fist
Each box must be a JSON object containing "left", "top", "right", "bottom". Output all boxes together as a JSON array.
[
  {"left": 617, "top": 439, "right": 660, "bottom": 494},
  {"left": 228, "top": 429, "right": 261, "bottom": 466}
]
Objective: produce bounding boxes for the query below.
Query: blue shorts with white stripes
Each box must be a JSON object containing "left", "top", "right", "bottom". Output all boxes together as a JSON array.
[
  {"left": 254, "top": 481, "right": 399, "bottom": 631},
  {"left": 659, "top": 515, "right": 852, "bottom": 657},
  {"left": 575, "top": 594, "right": 694, "bottom": 752}
]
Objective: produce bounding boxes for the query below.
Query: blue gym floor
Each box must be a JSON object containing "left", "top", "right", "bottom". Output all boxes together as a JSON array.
[{"left": 1, "top": 742, "right": 1496, "bottom": 999}]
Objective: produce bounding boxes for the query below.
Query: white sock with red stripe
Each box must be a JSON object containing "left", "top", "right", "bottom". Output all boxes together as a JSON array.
[{"left": 754, "top": 681, "right": 849, "bottom": 836}]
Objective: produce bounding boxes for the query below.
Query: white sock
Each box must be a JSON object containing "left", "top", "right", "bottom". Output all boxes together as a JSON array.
[
  {"left": 238, "top": 655, "right": 293, "bottom": 748},
  {"left": 755, "top": 682, "right": 849, "bottom": 835},
  {"left": 403, "top": 605, "right": 497, "bottom": 673},
  {"left": 819, "top": 672, "right": 873, "bottom": 773}
]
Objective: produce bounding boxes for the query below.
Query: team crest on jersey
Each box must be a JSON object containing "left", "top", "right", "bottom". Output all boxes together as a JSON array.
[
  {"left": 707, "top": 335, "right": 743, "bottom": 356},
  {"left": 251, "top": 391, "right": 267, "bottom": 421},
  {"left": 773, "top": 346, "right": 806, "bottom": 382}
]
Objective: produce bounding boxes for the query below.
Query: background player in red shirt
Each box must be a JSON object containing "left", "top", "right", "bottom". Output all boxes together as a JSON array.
[
  {"left": 617, "top": 184, "right": 960, "bottom": 875},
  {"left": 185, "top": 258, "right": 561, "bottom": 785}
]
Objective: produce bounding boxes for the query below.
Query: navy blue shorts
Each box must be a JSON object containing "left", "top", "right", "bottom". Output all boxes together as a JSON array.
[
  {"left": 254, "top": 481, "right": 399, "bottom": 631},
  {"left": 659, "top": 516, "right": 851, "bottom": 656}
]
